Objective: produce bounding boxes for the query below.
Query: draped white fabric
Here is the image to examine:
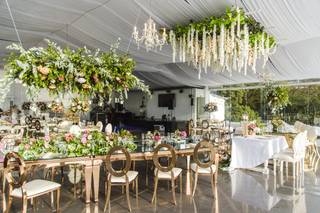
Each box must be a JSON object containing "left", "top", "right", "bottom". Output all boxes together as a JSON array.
[{"left": 0, "top": 0, "right": 319, "bottom": 88}]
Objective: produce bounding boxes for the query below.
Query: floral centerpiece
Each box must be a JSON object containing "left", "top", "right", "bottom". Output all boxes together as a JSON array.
[
  {"left": 174, "top": 129, "right": 187, "bottom": 140},
  {"left": 271, "top": 116, "right": 283, "bottom": 133},
  {"left": 48, "top": 101, "right": 64, "bottom": 113},
  {"left": 69, "top": 97, "right": 90, "bottom": 114},
  {"left": 18, "top": 129, "right": 137, "bottom": 160},
  {"left": 144, "top": 130, "right": 161, "bottom": 146},
  {"left": 204, "top": 102, "right": 218, "bottom": 113}
]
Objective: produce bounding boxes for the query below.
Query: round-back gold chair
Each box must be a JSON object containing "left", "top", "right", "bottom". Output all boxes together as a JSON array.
[
  {"left": 3, "top": 152, "right": 61, "bottom": 213},
  {"left": 191, "top": 140, "right": 219, "bottom": 197},
  {"left": 104, "top": 146, "right": 138, "bottom": 212},
  {"left": 152, "top": 144, "right": 182, "bottom": 205}
]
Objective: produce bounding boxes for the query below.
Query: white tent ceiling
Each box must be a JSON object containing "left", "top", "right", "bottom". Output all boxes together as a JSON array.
[{"left": 0, "top": 0, "right": 319, "bottom": 88}]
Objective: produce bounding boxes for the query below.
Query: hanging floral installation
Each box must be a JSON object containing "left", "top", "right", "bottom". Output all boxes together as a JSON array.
[
  {"left": 169, "top": 7, "right": 276, "bottom": 78},
  {"left": 0, "top": 39, "right": 150, "bottom": 106}
]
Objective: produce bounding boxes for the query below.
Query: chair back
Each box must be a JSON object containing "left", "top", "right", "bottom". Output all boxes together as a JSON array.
[
  {"left": 193, "top": 140, "right": 217, "bottom": 168},
  {"left": 153, "top": 144, "right": 176, "bottom": 172},
  {"left": 292, "top": 131, "right": 307, "bottom": 156},
  {"left": 4, "top": 152, "right": 27, "bottom": 190},
  {"left": 294, "top": 121, "right": 305, "bottom": 132},
  {"left": 306, "top": 127, "right": 317, "bottom": 143},
  {"left": 105, "top": 146, "right": 131, "bottom": 177},
  {"left": 202, "top": 120, "right": 209, "bottom": 129},
  {"left": 96, "top": 121, "right": 103, "bottom": 132},
  {"left": 105, "top": 123, "right": 112, "bottom": 135}
]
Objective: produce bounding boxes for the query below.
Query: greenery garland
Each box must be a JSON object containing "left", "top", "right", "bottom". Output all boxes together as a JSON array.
[
  {"left": 173, "top": 7, "right": 275, "bottom": 48},
  {"left": 18, "top": 130, "right": 137, "bottom": 160},
  {"left": 1, "top": 39, "right": 150, "bottom": 104}
]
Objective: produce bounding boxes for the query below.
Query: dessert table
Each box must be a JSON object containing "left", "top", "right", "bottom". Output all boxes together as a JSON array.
[{"left": 230, "top": 135, "right": 288, "bottom": 174}]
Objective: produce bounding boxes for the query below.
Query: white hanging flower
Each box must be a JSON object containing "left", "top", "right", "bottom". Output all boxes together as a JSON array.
[{"left": 219, "top": 24, "right": 225, "bottom": 67}]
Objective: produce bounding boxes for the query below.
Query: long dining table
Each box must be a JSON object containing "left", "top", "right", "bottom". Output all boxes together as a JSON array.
[{"left": 1, "top": 142, "right": 206, "bottom": 204}]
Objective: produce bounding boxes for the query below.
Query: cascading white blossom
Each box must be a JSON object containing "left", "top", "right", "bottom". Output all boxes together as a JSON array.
[
  {"left": 169, "top": 30, "right": 176, "bottom": 62},
  {"left": 168, "top": 7, "right": 276, "bottom": 78},
  {"left": 219, "top": 24, "right": 225, "bottom": 67}
]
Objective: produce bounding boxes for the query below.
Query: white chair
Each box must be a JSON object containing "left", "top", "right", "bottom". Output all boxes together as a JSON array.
[
  {"left": 273, "top": 131, "right": 307, "bottom": 180},
  {"left": 305, "top": 127, "right": 319, "bottom": 170},
  {"left": 152, "top": 144, "right": 182, "bottom": 205},
  {"left": 105, "top": 123, "right": 112, "bottom": 135},
  {"left": 3, "top": 152, "right": 61, "bottom": 213},
  {"left": 96, "top": 121, "right": 103, "bottom": 132},
  {"left": 57, "top": 120, "right": 73, "bottom": 132},
  {"left": 191, "top": 140, "right": 219, "bottom": 197},
  {"left": 104, "top": 147, "right": 138, "bottom": 212}
]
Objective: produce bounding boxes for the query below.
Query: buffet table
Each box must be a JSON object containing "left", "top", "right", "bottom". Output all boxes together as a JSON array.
[
  {"left": 1, "top": 142, "right": 203, "bottom": 204},
  {"left": 230, "top": 135, "right": 288, "bottom": 174}
]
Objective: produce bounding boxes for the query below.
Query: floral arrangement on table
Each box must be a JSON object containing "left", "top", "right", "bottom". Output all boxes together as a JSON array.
[
  {"left": 247, "top": 122, "right": 258, "bottom": 135},
  {"left": 168, "top": 6, "right": 276, "bottom": 77},
  {"left": 144, "top": 130, "right": 161, "bottom": 146},
  {"left": 48, "top": 101, "right": 64, "bottom": 113},
  {"left": 204, "top": 102, "right": 218, "bottom": 112},
  {"left": 106, "top": 129, "right": 137, "bottom": 151},
  {"left": 0, "top": 39, "right": 150, "bottom": 106},
  {"left": 271, "top": 116, "right": 283, "bottom": 133},
  {"left": 174, "top": 129, "right": 187, "bottom": 140},
  {"left": 69, "top": 97, "right": 90, "bottom": 114},
  {"left": 17, "top": 129, "right": 137, "bottom": 160}
]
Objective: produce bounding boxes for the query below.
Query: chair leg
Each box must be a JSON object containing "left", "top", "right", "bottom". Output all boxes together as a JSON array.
[
  {"left": 179, "top": 173, "right": 183, "bottom": 193},
  {"left": 104, "top": 181, "right": 111, "bottom": 212},
  {"left": 56, "top": 188, "right": 61, "bottom": 212},
  {"left": 135, "top": 178, "right": 139, "bottom": 199},
  {"left": 211, "top": 174, "right": 215, "bottom": 197},
  {"left": 126, "top": 181, "right": 132, "bottom": 212},
  {"left": 152, "top": 177, "right": 158, "bottom": 204},
  {"left": 22, "top": 196, "right": 28, "bottom": 213},
  {"left": 273, "top": 159, "right": 277, "bottom": 176},
  {"left": 293, "top": 162, "right": 296, "bottom": 181},
  {"left": 171, "top": 178, "right": 176, "bottom": 205},
  {"left": 6, "top": 196, "right": 12, "bottom": 213},
  {"left": 192, "top": 171, "right": 199, "bottom": 197}
]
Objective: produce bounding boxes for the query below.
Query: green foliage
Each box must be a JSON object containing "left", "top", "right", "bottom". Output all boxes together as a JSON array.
[
  {"left": 172, "top": 7, "right": 276, "bottom": 48},
  {"left": 18, "top": 130, "right": 137, "bottom": 160},
  {"left": 265, "top": 84, "right": 290, "bottom": 115}
]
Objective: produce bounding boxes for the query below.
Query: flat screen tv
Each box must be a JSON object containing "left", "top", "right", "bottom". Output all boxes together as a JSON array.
[{"left": 158, "top": 93, "right": 175, "bottom": 109}]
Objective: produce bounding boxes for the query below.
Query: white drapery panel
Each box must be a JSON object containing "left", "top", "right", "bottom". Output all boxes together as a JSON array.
[{"left": 0, "top": 0, "right": 320, "bottom": 88}]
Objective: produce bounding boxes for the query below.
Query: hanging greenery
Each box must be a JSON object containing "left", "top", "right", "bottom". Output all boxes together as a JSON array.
[
  {"left": 265, "top": 84, "right": 290, "bottom": 115},
  {"left": 0, "top": 39, "right": 150, "bottom": 104},
  {"left": 169, "top": 6, "right": 276, "bottom": 77}
]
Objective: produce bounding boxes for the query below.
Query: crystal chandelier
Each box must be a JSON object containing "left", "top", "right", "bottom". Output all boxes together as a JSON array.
[{"left": 132, "top": 16, "right": 167, "bottom": 52}]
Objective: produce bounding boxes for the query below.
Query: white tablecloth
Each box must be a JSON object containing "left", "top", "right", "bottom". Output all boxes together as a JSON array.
[{"left": 230, "top": 135, "right": 288, "bottom": 169}]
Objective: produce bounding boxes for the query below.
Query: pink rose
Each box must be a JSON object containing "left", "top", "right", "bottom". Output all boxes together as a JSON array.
[
  {"left": 24, "top": 144, "right": 30, "bottom": 150},
  {"left": 81, "top": 136, "right": 87, "bottom": 144},
  {"left": 65, "top": 133, "right": 74, "bottom": 142},
  {"left": 180, "top": 131, "right": 187, "bottom": 139},
  {"left": 44, "top": 135, "right": 50, "bottom": 142},
  {"left": 154, "top": 134, "right": 161, "bottom": 142}
]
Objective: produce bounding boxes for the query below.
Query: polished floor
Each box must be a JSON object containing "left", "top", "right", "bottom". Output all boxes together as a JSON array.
[{"left": 2, "top": 159, "right": 320, "bottom": 213}]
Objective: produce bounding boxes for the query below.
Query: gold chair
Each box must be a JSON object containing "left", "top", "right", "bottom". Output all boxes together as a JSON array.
[
  {"left": 151, "top": 143, "right": 183, "bottom": 205},
  {"left": 3, "top": 152, "right": 61, "bottom": 213},
  {"left": 191, "top": 140, "right": 219, "bottom": 197},
  {"left": 104, "top": 146, "right": 138, "bottom": 212}
]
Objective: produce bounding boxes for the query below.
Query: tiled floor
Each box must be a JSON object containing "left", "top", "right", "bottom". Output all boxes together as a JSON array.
[{"left": 2, "top": 160, "right": 320, "bottom": 213}]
